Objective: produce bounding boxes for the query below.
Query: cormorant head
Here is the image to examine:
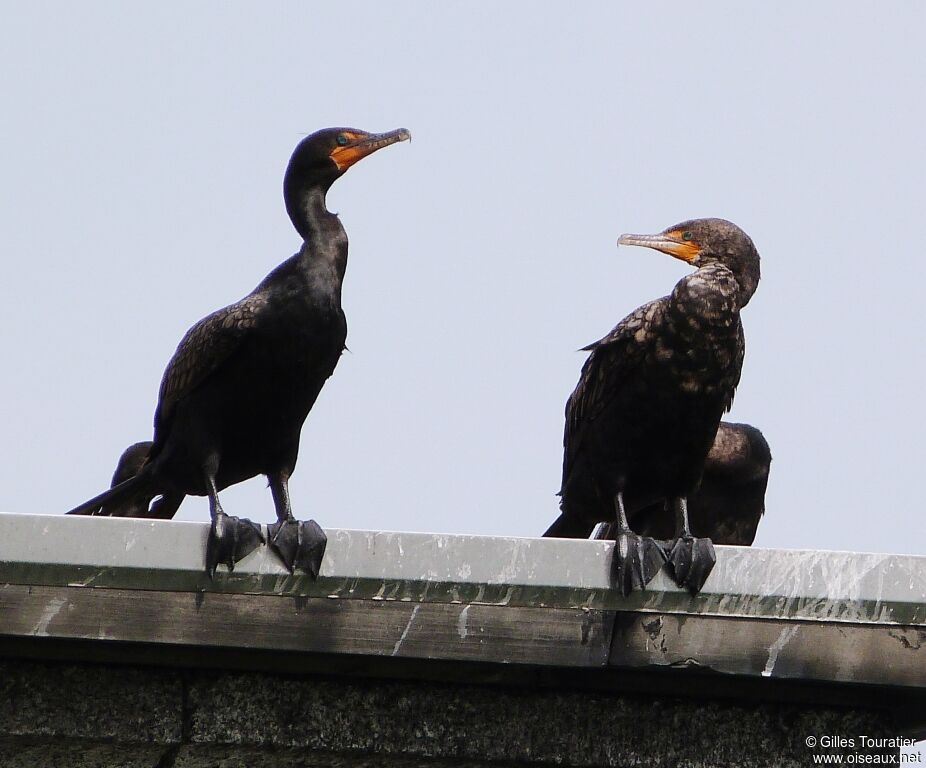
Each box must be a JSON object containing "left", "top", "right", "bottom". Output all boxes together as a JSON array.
[
  {"left": 707, "top": 423, "right": 771, "bottom": 478},
  {"left": 112, "top": 441, "right": 153, "bottom": 485},
  {"left": 617, "top": 218, "right": 760, "bottom": 307},
  {"left": 284, "top": 127, "right": 411, "bottom": 235}
]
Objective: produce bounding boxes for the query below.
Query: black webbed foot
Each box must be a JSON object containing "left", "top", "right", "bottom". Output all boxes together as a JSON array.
[
  {"left": 206, "top": 513, "right": 264, "bottom": 577},
  {"left": 667, "top": 534, "right": 716, "bottom": 594},
  {"left": 268, "top": 518, "right": 328, "bottom": 579},
  {"left": 611, "top": 530, "right": 667, "bottom": 596}
]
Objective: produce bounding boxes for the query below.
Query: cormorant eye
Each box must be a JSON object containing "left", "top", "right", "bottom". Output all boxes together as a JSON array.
[
  {"left": 681, "top": 231, "right": 693, "bottom": 241},
  {"left": 336, "top": 134, "right": 350, "bottom": 146}
]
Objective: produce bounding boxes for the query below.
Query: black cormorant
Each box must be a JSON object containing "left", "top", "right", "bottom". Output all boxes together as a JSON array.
[
  {"left": 68, "top": 127, "right": 411, "bottom": 578},
  {"left": 545, "top": 218, "right": 760, "bottom": 595},
  {"left": 593, "top": 422, "right": 770, "bottom": 546}
]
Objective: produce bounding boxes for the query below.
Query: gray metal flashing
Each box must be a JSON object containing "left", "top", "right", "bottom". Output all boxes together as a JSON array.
[
  {"left": 1, "top": 513, "right": 924, "bottom": 624},
  {"left": 0, "top": 513, "right": 924, "bottom": 702}
]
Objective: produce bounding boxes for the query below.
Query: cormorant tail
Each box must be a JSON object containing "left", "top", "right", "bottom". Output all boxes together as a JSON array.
[
  {"left": 543, "top": 513, "right": 596, "bottom": 539},
  {"left": 66, "top": 471, "right": 155, "bottom": 516}
]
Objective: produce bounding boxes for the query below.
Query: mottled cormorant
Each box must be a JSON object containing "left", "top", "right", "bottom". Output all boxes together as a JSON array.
[
  {"left": 68, "top": 127, "right": 411, "bottom": 577},
  {"left": 545, "top": 218, "right": 760, "bottom": 595},
  {"left": 593, "top": 422, "right": 770, "bottom": 546}
]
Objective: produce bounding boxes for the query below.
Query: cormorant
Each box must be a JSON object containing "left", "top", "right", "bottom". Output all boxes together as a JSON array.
[
  {"left": 545, "top": 218, "right": 760, "bottom": 595},
  {"left": 593, "top": 422, "right": 771, "bottom": 546},
  {"left": 68, "top": 127, "right": 411, "bottom": 578}
]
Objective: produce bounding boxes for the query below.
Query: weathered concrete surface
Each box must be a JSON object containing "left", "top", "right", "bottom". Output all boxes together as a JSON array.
[
  {"left": 0, "top": 659, "right": 903, "bottom": 767},
  {"left": 187, "top": 670, "right": 900, "bottom": 766},
  {"left": 0, "top": 660, "right": 182, "bottom": 743},
  {"left": 0, "top": 741, "right": 523, "bottom": 768},
  {"left": 172, "top": 747, "right": 528, "bottom": 767},
  {"left": 0, "top": 739, "right": 166, "bottom": 768}
]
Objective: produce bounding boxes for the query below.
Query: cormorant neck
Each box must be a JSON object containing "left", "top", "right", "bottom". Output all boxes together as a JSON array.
[
  {"left": 735, "top": 265, "right": 760, "bottom": 309},
  {"left": 286, "top": 184, "right": 336, "bottom": 242},
  {"left": 698, "top": 254, "right": 760, "bottom": 310},
  {"left": 285, "top": 183, "right": 348, "bottom": 287}
]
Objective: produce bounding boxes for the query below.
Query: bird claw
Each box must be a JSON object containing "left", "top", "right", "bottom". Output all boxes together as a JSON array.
[
  {"left": 206, "top": 513, "right": 265, "bottom": 578},
  {"left": 611, "top": 531, "right": 667, "bottom": 596},
  {"left": 667, "top": 534, "right": 716, "bottom": 594},
  {"left": 268, "top": 518, "right": 328, "bottom": 579}
]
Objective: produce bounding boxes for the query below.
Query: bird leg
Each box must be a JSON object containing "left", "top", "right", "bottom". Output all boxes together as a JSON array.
[
  {"left": 666, "top": 496, "right": 716, "bottom": 595},
  {"left": 204, "top": 470, "right": 264, "bottom": 578},
  {"left": 610, "top": 491, "right": 667, "bottom": 596},
  {"left": 266, "top": 472, "right": 327, "bottom": 579}
]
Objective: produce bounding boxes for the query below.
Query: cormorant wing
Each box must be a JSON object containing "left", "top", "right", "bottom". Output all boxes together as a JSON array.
[
  {"left": 723, "top": 323, "right": 745, "bottom": 413},
  {"left": 562, "top": 298, "right": 668, "bottom": 486},
  {"left": 155, "top": 292, "right": 269, "bottom": 428}
]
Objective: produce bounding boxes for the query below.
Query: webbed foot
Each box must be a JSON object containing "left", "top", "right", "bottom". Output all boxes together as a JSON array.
[
  {"left": 206, "top": 512, "right": 265, "bottom": 577},
  {"left": 667, "top": 534, "right": 716, "bottom": 594},
  {"left": 611, "top": 530, "right": 667, "bottom": 596},
  {"left": 268, "top": 518, "right": 327, "bottom": 579}
]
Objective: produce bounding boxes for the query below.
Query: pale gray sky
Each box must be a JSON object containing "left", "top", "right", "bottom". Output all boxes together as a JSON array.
[{"left": 2, "top": 3, "right": 925, "bottom": 562}]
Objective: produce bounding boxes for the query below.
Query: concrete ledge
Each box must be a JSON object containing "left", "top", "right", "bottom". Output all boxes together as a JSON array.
[
  {"left": 0, "top": 513, "right": 923, "bottom": 764},
  {"left": 1, "top": 514, "right": 924, "bottom": 690},
  {"left": 3, "top": 513, "right": 924, "bottom": 623}
]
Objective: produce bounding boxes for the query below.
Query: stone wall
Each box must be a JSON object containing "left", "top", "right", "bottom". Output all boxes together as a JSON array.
[{"left": 0, "top": 659, "right": 902, "bottom": 767}]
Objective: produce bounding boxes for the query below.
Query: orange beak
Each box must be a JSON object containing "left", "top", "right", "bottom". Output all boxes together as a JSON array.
[
  {"left": 617, "top": 231, "right": 701, "bottom": 265},
  {"left": 329, "top": 128, "right": 411, "bottom": 171}
]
